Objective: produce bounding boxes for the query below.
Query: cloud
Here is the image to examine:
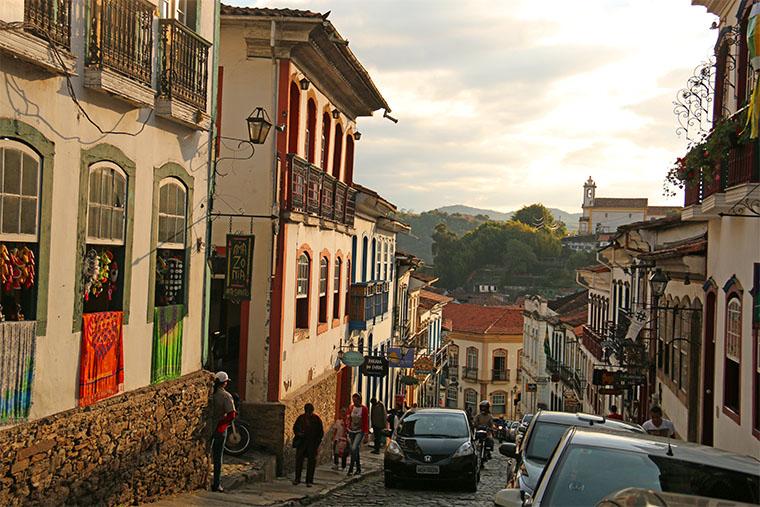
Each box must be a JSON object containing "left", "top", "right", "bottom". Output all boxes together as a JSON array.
[{"left": 226, "top": 0, "right": 718, "bottom": 212}]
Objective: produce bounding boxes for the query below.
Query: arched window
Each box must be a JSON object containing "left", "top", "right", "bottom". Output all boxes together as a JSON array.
[
  {"left": 375, "top": 239, "right": 382, "bottom": 281},
  {"left": 448, "top": 344, "right": 459, "bottom": 367},
  {"left": 491, "top": 391, "right": 507, "bottom": 415},
  {"left": 446, "top": 385, "right": 458, "bottom": 408},
  {"left": 305, "top": 99, "right": 317, "bottom": 163},
  {"left": 0, "top": 140, "right": 41, "bottom": 321},
  {"left": 344, "top": 134, "right": 354, "bottom": 185},
  {"left": 288, "top": 81, "right": 300, "bottom": 155},
  {"left": 492, "top": 349, "right": 507, "bottom": 381},
  {"left": 383, "top": 241, "right": 388, "bottom": 280},
  {"left": 155, "top": 178, "right": 187, "bottom": 306},
  {"left": 84, "top": 162, "right": 128, "bottom": 314},
  {"left": 333, "top": 257, "right": 341, "bottom": 320},
  {"left": 371, "top": 238, "right": 376, "bottom": 281},
  {"left": 361, "top": 236, "right": 368, "bottom": 282},
  {"left": 351, "top": 236, "right": 357, "bottom": 283},
  {"left": 466, "top": 346, "right": 478, "bottom": 380},
  {"left": 296, "top": 252, "right": 310, "bottom": 329},
  {"left": 725, "top": 296, "right": 742, "bottom": 414},
  {"left": 320, "top": 112, "right": 331, "bottom": 169},
  {"left": 345, "top": 259, "right": 351, "bottom": 318},
  {"left": 319, "top": 256, "right": 329, "bottom": 325},
  {"left": 332, "top": 123, "right": 343, "bottom": 179},
  {"left": 464, "top": 388, "right": 478, "bottom": 414}
]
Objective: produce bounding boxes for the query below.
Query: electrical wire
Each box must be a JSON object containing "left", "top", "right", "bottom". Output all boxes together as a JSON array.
[{"left": 1, "top": 19, "right": 153, "bottom": 137}]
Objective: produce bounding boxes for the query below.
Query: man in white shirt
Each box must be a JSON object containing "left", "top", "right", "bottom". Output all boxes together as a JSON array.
[{"left": 642, "top": 406, "right": 676, "bottom": 438}]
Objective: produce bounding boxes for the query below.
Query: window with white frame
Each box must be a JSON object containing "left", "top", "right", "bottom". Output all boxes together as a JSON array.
[
  {"left": 155, "top": 179, "right": 187, "bottom": 307},
  {"left": 333, "top": 258, "right": 341, "bottom": 320},
  {"left": 296, "top": 253, "right": 310, "bottom": 329},
  {"left": 318, "top": 256, "right": 328, "bottom": 324},
  {"left": 0, "top": 141, "right": 41, "bottom": 321},
  {"left": 724, "top": 296, "right": 741, "bottom": 413},
  {"left": 446, "top": 385, "right": 458, "bottom": 408},
  {"left": 376, "top": 239, "right": 382, "bottom": 281},
  {"left": 727, "top": 298, "right": 741, "bottom": 361},
  {"left": 491, "top": 391, "right": 506, "bottom": 414},
  {"left": 466, "top": 346, "right": 478, "bottom": 371},
  {"left": 160, "top": 0, "right": 198, "bottom": 30},
  {"left": 464, "top": 388, "right": 478, "bottom": 413},
  {"left": 83, "top": 163, "right": 127, "bottom": 313}
]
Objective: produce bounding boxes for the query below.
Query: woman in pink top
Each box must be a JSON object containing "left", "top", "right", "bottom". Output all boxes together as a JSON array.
[{"left": 344, "top": 393, "right": 369, "bottom": 475}]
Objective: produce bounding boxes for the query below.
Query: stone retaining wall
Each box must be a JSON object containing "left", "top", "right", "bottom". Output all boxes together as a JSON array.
[
  {"left": 238, "top": 401, "right": 285, "bottom": 474},
  {"left": 0, "top": 370, "right": 213, "bottom": 506}
]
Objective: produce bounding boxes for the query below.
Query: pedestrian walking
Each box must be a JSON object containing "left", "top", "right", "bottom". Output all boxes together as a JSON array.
[
  {"left": 211, "top": 371, "right": 237, "bottom": 493},
  {"left": 643, "top": 406, "right": 676, "bottom": 438},
  {"left": 292, "top": 403, "right": 324, "bottom": 487},
  {"left": 331, "top": 408, "right": 348, "bottom": 470},
  {"left": 607, "top": 405, "right": 623, "bottom": 421},
  {"left": 370, "top": 398, "right": 387, "bottom": 454},
  {"left": 344, "top": 393, "right": 369, "bottom": 476}
]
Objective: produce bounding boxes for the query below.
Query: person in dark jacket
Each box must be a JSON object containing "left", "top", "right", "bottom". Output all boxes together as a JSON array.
[
  {"left": 292, "top": 403, "right": 324, "bottom": 487},
  {"left": 211, "top": 371, "right": 236, "bottom": 492},
  {"left": 370, "top": 398, "right": 387, "bottom": 453}
]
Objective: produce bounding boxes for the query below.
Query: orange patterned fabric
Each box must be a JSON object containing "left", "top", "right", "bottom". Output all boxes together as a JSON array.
[{"left": 79, "top": 311, "right": 124, "bottom": 407}]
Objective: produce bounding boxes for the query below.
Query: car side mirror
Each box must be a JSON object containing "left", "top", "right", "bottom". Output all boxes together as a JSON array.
[
  {"left": 493, "top": 488, "right": 525, "bottom": 507},
  {"left": 499, "top": 442, "right": 517, "bottom": 459}
]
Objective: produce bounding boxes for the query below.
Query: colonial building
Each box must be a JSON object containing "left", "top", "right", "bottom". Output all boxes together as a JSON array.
[
  {"left": 0, "top": 0, "right": 216, "bottom": 503},
  {"left": 212, "top": 7, "right": 398, "bottom": 470},
  {"left": 443, "top": 303, "right": 523, "bottom": 418},
  {"left": 578, "top": 177, "right": 681, "bottom": 234}
]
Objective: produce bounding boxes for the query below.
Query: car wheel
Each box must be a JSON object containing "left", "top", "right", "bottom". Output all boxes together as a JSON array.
[{"left": 384, "top": 472, "right": 395, "bottom": 489}]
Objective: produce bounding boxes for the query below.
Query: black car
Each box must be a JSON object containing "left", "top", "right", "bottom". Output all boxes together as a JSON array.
[{"left": 384, "top": 408, "right": 480, "bottom": 491}]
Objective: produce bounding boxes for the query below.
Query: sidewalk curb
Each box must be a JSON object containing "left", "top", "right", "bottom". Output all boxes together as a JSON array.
[{"left": 275, "top": 468, "right": 383, "bottom": 506}]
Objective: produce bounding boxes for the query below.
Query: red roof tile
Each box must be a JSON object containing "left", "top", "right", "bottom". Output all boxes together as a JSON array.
[
  {"left": 419, "top": 289, "right": 453, "bottom": 304},
  {"left": 591, "top": 197, "right": 648, "bottom": 208},
  {"left": 443, "top": 304, "right": 523, "bottom": 335},
  {"left": 220, "top": 5, "right": 325, "bottom": 18}
]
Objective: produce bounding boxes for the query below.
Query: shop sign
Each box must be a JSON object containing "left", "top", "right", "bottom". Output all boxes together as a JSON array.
[
  {"left": 414, "top": 355, "right": 434, "bottom": 375},
  {"left": 526, "top": 383, "right": 537, "bottom": 393},
  {"left": 223, "top": 235, "right": 254, "bottom": 301},
  {"left": 360, "top": 355, "right": 389, "bottom": 378},
  {"left": 341, "top": 350, "right": 365, "bottom": 367},
  {"left": 399, "top": 375, "right": 419, "bottom": 385},
  {"left": 387, "top": 347, "right": 415, "bottom": 368}
]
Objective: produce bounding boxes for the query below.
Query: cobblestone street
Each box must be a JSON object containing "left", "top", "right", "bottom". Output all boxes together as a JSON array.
[{"left": 312, "top": 452, "right": 510, "bottom": 507}]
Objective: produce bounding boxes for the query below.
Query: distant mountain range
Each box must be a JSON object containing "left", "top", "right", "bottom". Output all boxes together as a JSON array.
[
  {"left": 396, "top": 205, "right": 582, "bottom": 264},
  {"left": 435, "top": 205, "right": 581, "bottom": 230}
]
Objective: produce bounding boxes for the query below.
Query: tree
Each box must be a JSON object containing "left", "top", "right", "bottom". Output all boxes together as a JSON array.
[{"left": 511, "top": 204, "right": 568, "bottom": 238}]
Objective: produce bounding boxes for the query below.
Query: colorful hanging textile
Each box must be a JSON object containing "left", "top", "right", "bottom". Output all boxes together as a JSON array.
[
  {"left": 0, "top": 321, "right": 36, "bottom": 423},
  {"left": 748, "top": 4, "right": 760, "bottom": 138},
  {"left": 151, "top": 304, "right": 184, "bottom": 384},
  {"left": 79, "top": 311, "right": 124, "bottom": 407}
]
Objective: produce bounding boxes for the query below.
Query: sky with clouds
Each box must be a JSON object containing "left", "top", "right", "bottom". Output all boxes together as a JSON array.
[{"left": 227, "top": 0, "right": 718, "bottom": 213}]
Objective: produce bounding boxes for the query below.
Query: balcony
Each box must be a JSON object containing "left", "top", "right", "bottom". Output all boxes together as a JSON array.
[
  {"left": 84, "top": 0, "right": 154, "bottom": 107},
  {"left": 0, "top": 0, "right": 76, "bottom": 74},
  {"left": 156, "top": 19, "right": 211, "bottom": 130},
  {"left": 492, "top": 369, "right": 510, "bottom": 382},
  {"left": 581, "top": 325, "right": 604, "bottom": 361},
  {"left": 727, "top": 141, "right": 758, "bottom": 188},
  {"left": 287, "top": 155, "right": 357, "bottom": 229},
  {"left": 348, "top": 281, "right": 389, "bottom": 330},
  {"left": 463, "top": 367, "right": 478, "bottom": 381}
]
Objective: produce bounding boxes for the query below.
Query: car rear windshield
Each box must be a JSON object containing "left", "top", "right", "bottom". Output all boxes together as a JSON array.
[
  {"left": 397, "top": 413, "right": 469, "bottom": 438},
  {"left": 525, "top": 422, "right": 570, "bottom": 463},
  {"left": 542, "top": 445, "right": 760, "bottom": 506}
]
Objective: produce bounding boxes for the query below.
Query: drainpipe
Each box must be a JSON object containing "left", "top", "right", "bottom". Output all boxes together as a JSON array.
[{"left": 201, "top": 0, "right": 222, "bottom": 368}]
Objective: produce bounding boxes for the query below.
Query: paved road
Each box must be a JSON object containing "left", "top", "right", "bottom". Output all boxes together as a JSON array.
[{"left": 312, "top": 452, "right": 510, "bottom": 507}]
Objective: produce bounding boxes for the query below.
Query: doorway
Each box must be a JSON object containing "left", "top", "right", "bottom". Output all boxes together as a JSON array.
[
  {"left": 701, "top": 291, "right": 716, "bottom": 446},
  {"left": 209, "top": 278, "right": 243, "bottom": 395}
]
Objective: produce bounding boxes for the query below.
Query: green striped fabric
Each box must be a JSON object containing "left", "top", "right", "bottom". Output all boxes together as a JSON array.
[{"left": 151, "top": 304, "right": 184, "bottom": 383}]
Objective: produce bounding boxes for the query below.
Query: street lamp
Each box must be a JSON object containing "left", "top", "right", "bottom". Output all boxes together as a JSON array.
[
  {"left": 246, "top": 107, "right": 273, "bottom": 145},
  {"left": 649, "top": 268, "right": 669, "bottom": 299}
]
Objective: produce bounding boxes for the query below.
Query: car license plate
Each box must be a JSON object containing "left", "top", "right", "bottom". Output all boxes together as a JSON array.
[{"left": 416, "top": 465, "right": 439, "bottom": 475}]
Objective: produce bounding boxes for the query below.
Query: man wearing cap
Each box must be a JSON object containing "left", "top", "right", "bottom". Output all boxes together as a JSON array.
[{"left": 211, "top": 371, "right": 236, "bottom": 492}]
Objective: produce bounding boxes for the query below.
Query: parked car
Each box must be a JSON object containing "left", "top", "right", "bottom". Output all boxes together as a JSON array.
[
  {"left": 507, "top": 421, "right": 520, "bottom": 442},
  {"left": 501, "top": 411, "right": 645, "bottom": 498},
  {"left": 597, "top": 487, "right": 759, "bottom": 507},
  {"left": 384, "top": 408, "right": 480, "bottom": 491},
  {"left": 494, "top": 427, "right": 760, "bottom": 506}
]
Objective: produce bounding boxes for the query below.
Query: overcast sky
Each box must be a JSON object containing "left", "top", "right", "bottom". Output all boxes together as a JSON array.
[{"left": 227, "top": 0, "right": 717, "bottom": 213}]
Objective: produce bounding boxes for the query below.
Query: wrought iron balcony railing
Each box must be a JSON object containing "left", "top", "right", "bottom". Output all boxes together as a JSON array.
[
  {"left": 463, "top": 367, "right": 478, "bottom": 381},
  {"left": 24, "top": 0, "right": 71, "bottom": 48},
  {"left": 492, "top": 369, "right": 510, "bottom": 381},
  {"left": 159, "top": 19, "right": 211, "bottom": 110},
  {"left": 581, "top": 325, "right": 605, "bottom": 361},
  {"left": 86, "top": 0, "right": 153, "bottom": 86},
  {"left": 727, "top": 140, "right": 759, "bottom": 188},
  {"left": 288, "top": 155, "right": 357, "bottom": 227}
]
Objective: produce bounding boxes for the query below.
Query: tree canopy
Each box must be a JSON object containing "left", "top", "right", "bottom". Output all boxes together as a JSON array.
[{"left": 511, "top": 204, "right": 568, "bottom": 238}]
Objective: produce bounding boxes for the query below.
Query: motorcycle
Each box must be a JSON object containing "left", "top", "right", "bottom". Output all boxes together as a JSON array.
[
  {"left": 224, "top": 392, "right": 253, "bottom": 456},
  {"left": 495, "top": 420, "right": 508, "bottom": 443},
  {"left": 474, "top": 425, "right": 492, "bottom": 468}
]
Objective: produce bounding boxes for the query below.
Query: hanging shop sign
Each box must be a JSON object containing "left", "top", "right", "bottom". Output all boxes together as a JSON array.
[
  {"left": 526, "top": 383, "right": 537, "bottom": 393},
  {"left": 399, "top": 375, "right": 419, "bottom": 386},
  {"left": 387, "top": 347, "right": 415, "bottom": 368},
  {"left": 414, "top": 355, "right": 434, "bottom": 375},
  {"left": 592, "top": 369, "right": 646, "bottom": 387},
  {"left": 224, "top": 235, "right": 255, "bottom": 301},
  {"left": 341, "top": 350, "right": 365, "bottom": 367},
  {"left": 360, "top": 355, "right": 389, "bottom": 378}
]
